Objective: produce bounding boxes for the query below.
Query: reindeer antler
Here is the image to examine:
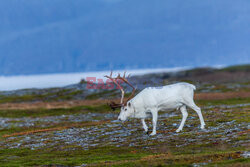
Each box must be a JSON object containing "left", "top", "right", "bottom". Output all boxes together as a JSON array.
[
  {"left": 105, "top": 71, "right": 125, "bottom": 104},
  {"left": 105, "top": 71, "right": 136, "bottom": 110},
  {"left": 116, "top": 71, "right": 136, "bottom": 104}
]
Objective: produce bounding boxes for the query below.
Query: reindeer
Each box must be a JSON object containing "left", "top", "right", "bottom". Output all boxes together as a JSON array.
[{"left": 105, "top": 72, "right": 205, "bottom": 136}]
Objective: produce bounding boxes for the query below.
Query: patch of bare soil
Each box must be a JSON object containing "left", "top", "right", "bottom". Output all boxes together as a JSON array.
[{"left": 194, "top": 91, "right": 250, "bottom": 100}]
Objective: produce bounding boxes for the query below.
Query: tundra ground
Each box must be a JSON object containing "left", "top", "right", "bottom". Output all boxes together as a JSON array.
[
  {"left": 0, "top": 92, "right": 249, "bottom": 166},
  {"left": 0, "top": 66, "right": 249, "bottom": 166}
]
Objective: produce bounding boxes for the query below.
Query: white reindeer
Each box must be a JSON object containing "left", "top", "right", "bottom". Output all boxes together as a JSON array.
[{"left": 105, "top": 72, "right": 205, "bottom": 136}]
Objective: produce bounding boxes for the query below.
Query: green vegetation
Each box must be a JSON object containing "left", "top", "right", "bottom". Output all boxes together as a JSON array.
[
  {"left": 0, "top": 146, "right": 248, "bottom": 166},
  {"left": 0, "top": 105, "right": 109, "bottom": 118},
  {"left": 0, "top": 147, "right": 149, "bottom": 166},
  {"left": 0, "top": 89, "right": 83, "bottom": 103},
  {"left": 0, "top": 66, "right": 249, "bottom": 166},
  {"left": 220, "top": 64, "right": 250, "bottom": 72},
  {"left": 0, "top": 94, "right": 249, "bottom": 166},
  {"left": 85, "top": 89, "right": 118, "bottom": 100}
]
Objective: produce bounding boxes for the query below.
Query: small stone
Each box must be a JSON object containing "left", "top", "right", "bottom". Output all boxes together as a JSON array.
[{"left": 241, "top": 151, "right": 250, "bottom": 158}]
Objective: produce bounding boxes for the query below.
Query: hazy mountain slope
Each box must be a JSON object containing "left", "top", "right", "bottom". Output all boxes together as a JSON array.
[{"left": 0, "top": 0, "right": 249, "bottom": 75}]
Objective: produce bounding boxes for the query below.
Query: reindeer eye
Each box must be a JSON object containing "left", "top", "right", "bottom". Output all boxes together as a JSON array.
[{"left": 125, "top": 108, "right": 127, "bottom": 111}]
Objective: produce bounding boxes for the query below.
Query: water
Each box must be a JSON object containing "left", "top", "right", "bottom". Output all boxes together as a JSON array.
[{"left": 0, "top": 67, "right": 187, "bottom": 91}]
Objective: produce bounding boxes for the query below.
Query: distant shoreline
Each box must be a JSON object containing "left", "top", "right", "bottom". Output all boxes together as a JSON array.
[{"left": 0, "top": 67, "right": 190, "bottom": 91}]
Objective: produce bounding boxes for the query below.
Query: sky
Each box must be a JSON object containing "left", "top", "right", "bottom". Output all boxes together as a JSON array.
[{"left": 0, "top": 0, "right": 249, "bottom": 76}]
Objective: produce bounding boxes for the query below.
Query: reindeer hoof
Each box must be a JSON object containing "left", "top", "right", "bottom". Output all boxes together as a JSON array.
[
  {"left": 149, "top": 132, "right": 156, "bottom": 136},
  {"left": 201, "top": 125, "right": 205, "bottom": 129},
  {"left": 176, "top": 129, "right": 182, "bottom": 133}
]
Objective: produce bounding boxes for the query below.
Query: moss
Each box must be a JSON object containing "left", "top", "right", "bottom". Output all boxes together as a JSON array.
[
  {"left": 223, "top": 109, "right": 249, "bottom": 123},
  {"left": 0, "top": 147, "right": 149, "bottom": 166},
  {"left": 100, "top": 150, "right": 248, "bottom": 167},
  {"left": 85, "top": 90, "right": 118, "bottom": 100},
  {"left": 0, "top": 104, "right": 109, "bottom": 118},
  {"left": 0, "top": 89, "right": 83, "bottom": 103},
  {"left": 219, "top": 64, "right": 250, "bottom": 72},
  {"left": 211, "top": 158, "right": 250, "bottom": 166}
]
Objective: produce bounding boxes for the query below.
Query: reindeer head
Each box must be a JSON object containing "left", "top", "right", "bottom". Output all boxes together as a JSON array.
[{"left": 105, "top": 71, "right": 136, "bottom": 121}]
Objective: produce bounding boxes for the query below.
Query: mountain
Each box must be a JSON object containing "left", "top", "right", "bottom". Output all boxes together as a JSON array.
[{"left": 0, "top": 0, "right": 249, "bottom": 75}]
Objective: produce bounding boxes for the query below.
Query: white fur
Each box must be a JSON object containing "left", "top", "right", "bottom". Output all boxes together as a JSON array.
[{"left": 118, "top": 82, "right": 205, "bottom": 136}]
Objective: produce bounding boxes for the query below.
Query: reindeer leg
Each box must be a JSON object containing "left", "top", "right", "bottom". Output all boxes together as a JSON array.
[
  {"left": 189, "top": 104, "right": 205, "bottom": 129},
  {"left": 176, "top": 105, "right": 188, "bottom": 132},
  {"left": 141, "top": 119, "right": 148, "bottom": 133},
  {"left": 150, "top": 110, "right": 158, "bottom": 136}
]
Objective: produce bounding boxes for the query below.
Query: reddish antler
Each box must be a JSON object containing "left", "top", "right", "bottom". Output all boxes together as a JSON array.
[
  {"left": 116, "top": 72, "right": 136, "bottom": 104},
  {"left": 105, "top": 71, "right": 125, "bottom": 103},
  {"left": 104, "top": 71, "right": 136, "bottom": 110}
]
